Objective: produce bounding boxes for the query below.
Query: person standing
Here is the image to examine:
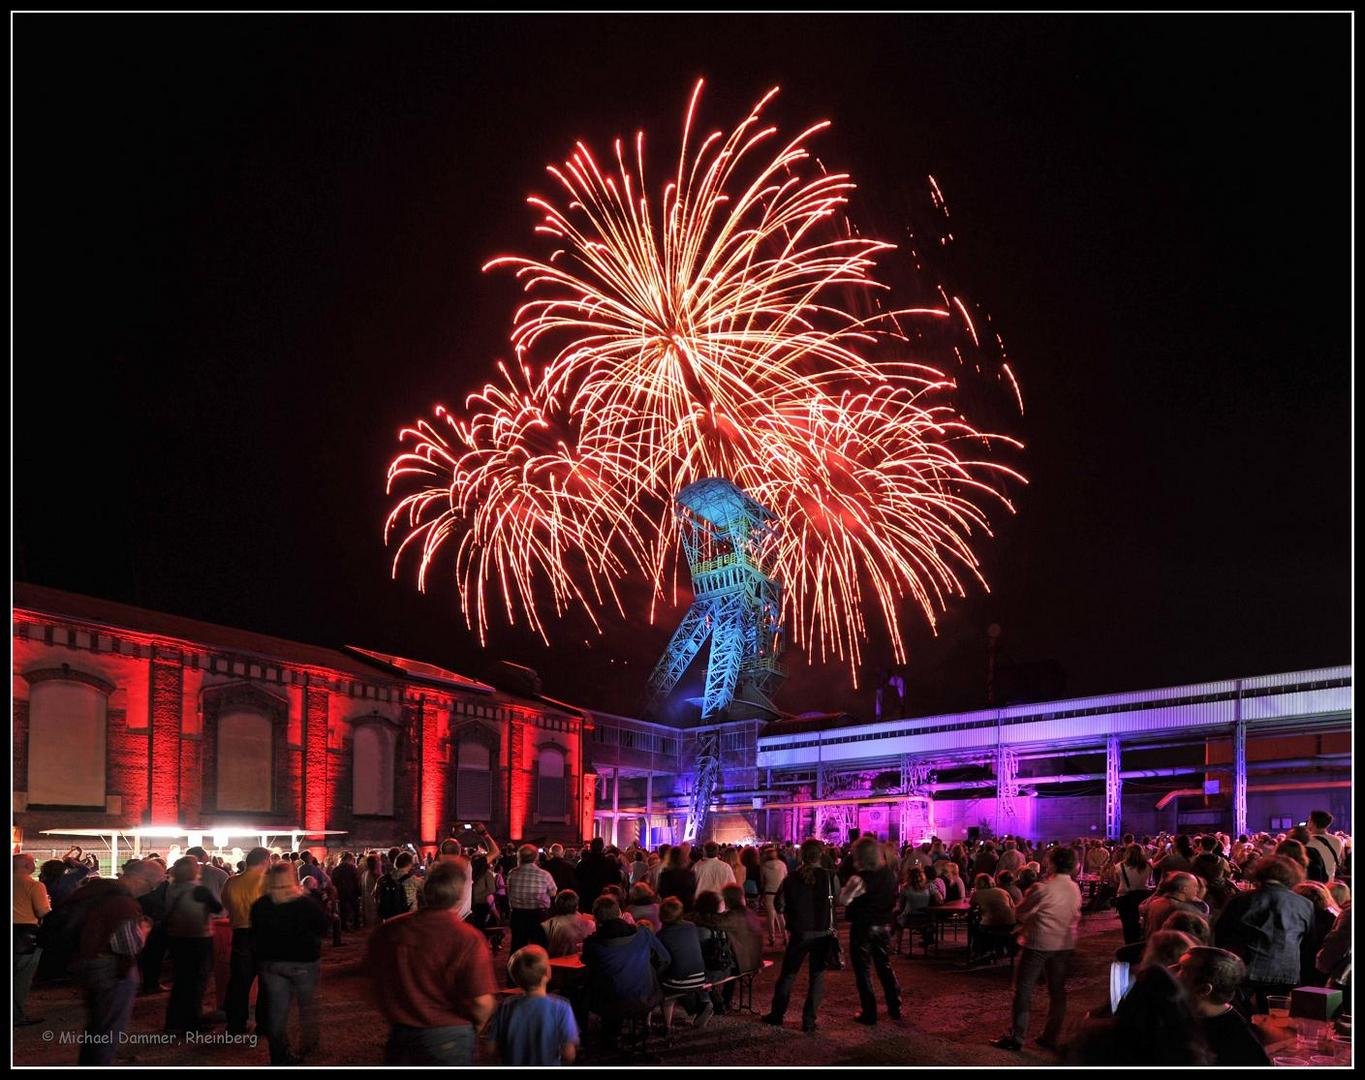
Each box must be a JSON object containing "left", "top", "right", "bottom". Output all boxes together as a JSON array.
[
  {"left": 331, "top": 852, "right": 362, "bottom": 932},
  {"left": 1112, "top": 844, "right": 1155, "bottom": 945},
  {"left": 506, "top": 844, "right": 558, "bottom": 953},
  {"left": 657, "top": 845, "right": 697, "bottom": 912},
  {"left": 1305, "top": 810, "right": 1344, "bottom": 881},
  {"left": 163, "top": 855, "right": 223, "bottom": 1035},
  {"left": 1214, "top": 855, "right": 1315, "bottom": 1013},
  {"left": 693, "top": 842, "right": 738, "bottom": 906},
  {"left": 251, "top": 861, "right": 330, "bottom": 1065},
  {"left": 573, "top": 837, "right": 621, "bottom": 909},
  {"left": 360, "top": 854, "right": 382, "bottom": 928},
  {"left": 13, "top": 852, "right": 52, "bottom": 1027},
  {"left": 76, "top": 861, "right": 155, "bottom": 1064},
  {"left": 544, "top": 844, "right": 576, "bottom": 894},
  {"left": 762, "top": 837, "right": 840, "bottom": 1034},
  {"left": 992, "top": 845, "right": 1082, "bottom": 1053},
  {"left": 186, "top": 846, "right": 229, "bottom": 902},
  {"left": 366, "top": 861, "right": 496, "bottom": 1065},
  {"left": 759, "top": 846, "right": 789, "bottom": 946},
  {"left": 839, "top": 836, "right": 903, "bottom": 1026},
  {"left": 492, "top": 945, "right": 580, "bottom": 1065},
  {"left": 221, "top": 846, "right": 270, "bottom": 1036},
  {"left": 996, "top": 840, "right": 1024, "bottom": 876},
  {"left": 186, "top": 847, "right": 232, "bottom": 1017}
]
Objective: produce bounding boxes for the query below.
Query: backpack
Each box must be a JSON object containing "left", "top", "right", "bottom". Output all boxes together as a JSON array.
[
  {"left": 699, "top": 925, "right": 733, "bottom": 974},
  {"left": 376, "top": 873, "right": 411, "bottom": 921},
  {"left": 35, "top": 885, "right": 101, "bottom": 974}
]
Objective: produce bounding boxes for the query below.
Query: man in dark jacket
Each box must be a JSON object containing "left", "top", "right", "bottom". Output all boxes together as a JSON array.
[
  {"left": 331, "top": 853, "right": 362, "bottom": 931},
  {"left": 580, "top": 895, "right": 669, "bottom": 1050},
  {"left": 573, "top": 837, "right": 621, "bottom": 908},
  {"left": 763, "top": 838, "right": 840, "bottom": 1034},
  {"left": 839, "top": 836, "right": 903, "bottom": 1025},
  {"left": 544, "top": 845, "right": 577, "bottom": 893}
]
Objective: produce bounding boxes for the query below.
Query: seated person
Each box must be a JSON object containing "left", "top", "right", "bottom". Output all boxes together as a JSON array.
[
  {"left": 655, "top": 897, "right": 712, "bottom": 1030},
  {"left": 541, "top": 890, "right": 595, "bottom": 957},
  {"left": 625, "top": 882, "right": 661, "bottom": 930},
  {"left": 1071, "top": 964, "right": 1214, "bottom": 1065},
  {"left": 580, "top": 895, "right": 670, "bottom": 1050},
  {"left": 600, "top": 885, "right": 635, "bottom": 924},
  {"left": 1159, "top": 909, "right": 1212, "bottom": 947},
  {"left": 1138, "top": 872, "right": 1208, "bottom": 938},
  {"left": 716, "top": 883, "right": 765, "bottom": 1008},
  {"left": 692, "top": 889, "right": 739, "bottom": 1013},
  {"left": 996, "top": 869, "right": 1024, "bottom": 905},
  {"left": 1174, "top": 947, "right": 1270, "bottom": 1066},
  {"left": 970, "top": 873, "right": 1017, "bottom": 959}
]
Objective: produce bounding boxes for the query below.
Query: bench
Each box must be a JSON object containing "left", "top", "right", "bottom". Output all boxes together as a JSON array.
[{"left": 660, "top": 958, "right": 776, "bottom": 1016}]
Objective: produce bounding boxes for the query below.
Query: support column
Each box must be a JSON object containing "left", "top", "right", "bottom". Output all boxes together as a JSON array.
[
  {"left": 1105, "top": 736, "right": 1122, "bottom": 840},
  {"left": 1232, "top": 687, "right": 1247, "bottom": 839},
  {"left": 302, "top": 686, "right": 330, "bottom": 837},
  {"left": 148, "top": 650, "right": 183, "bottom": 823},
  {"left": 611, "top": 768, "right": 620, "bottom": 847},
  {"left": 645, "top": 772, "right": 654, "bottom": 848},
  {"left": 579, "top": 770, "right": 597, "bottom": 844}
]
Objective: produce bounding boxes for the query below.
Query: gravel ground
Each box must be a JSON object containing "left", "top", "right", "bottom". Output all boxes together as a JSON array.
[{"left": 15, "top": 909, "right": 1123, "bottom": 1067}]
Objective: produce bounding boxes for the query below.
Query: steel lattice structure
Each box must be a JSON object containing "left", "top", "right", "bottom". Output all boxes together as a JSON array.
[
  {"left": 647, "top": 478, "right": 785, "bottom": 721},
  {"left": 648, "top": 478, "right": 784, "bottom": 842}
]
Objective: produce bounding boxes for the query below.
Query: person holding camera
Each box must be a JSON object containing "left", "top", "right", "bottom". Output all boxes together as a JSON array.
[{"left": 839, "top": 835, "right": 903, "bottom": 1026}]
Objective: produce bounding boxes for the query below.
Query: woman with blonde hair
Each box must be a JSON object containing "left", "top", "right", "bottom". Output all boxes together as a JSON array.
[{"left": 250, "top": 861, "right": 330, "bottom": 1064}]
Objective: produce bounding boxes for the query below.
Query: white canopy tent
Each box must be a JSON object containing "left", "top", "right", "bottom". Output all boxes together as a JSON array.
[{"left": 38, "top": 826, "right": 348, "bottom": 875}]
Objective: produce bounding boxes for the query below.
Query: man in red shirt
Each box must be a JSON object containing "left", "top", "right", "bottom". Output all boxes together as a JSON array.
[{"left": 366, "top": 860, "right": 496, "bottom": 1064}]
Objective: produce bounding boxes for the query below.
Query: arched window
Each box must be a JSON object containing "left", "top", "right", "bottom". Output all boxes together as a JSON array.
[
  {"left": 537, "top": 745, "right": 567, "bottom": 822},
  {"left": 456, "top": 739, "right": 492, "bottom": 821},
  {"left": 26, "top": 673, "right": 110, "bottom": 807},
  {"left": 217, "top": 710, "right": 273, "bottom": 812},
  {"left": 352, "top": 723, "right": 396, "bottom": 816}
]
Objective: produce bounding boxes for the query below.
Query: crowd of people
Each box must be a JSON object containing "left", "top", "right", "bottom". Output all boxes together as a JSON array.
[{"left": 11, "top": 810, "right": 1353, "bottom": 1066}]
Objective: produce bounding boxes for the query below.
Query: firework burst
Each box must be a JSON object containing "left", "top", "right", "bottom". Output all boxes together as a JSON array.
[{"left": 386, "top": 80, "right": 1024, "bottom": 680}]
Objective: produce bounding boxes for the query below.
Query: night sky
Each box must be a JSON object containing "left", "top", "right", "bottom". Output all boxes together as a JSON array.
[{"left": 14, "top": 15, "right": 1351, "bottom": 719}]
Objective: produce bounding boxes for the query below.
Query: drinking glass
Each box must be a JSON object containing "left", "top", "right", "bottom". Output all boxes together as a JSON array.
[{"left": 1267, "top": 995, "right": 1291, "bottom": 1019}]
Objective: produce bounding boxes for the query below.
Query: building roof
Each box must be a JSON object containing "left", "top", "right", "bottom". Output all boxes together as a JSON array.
[{"left": 13, "top": 581, "right": 443, "bottom": 685}]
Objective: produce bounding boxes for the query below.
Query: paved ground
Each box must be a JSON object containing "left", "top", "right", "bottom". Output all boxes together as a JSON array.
[{"left": 15, "top": 909, "right": 1123, "bottom": 1066}]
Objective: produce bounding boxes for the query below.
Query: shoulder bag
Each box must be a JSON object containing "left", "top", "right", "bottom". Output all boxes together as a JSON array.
[{"left": 823, "top": 872, "right": 844, "bottom": 971}]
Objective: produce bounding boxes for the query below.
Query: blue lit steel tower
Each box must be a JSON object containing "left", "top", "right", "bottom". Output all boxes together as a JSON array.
[{"left": 647, "top": 478, "right": 784, "bottom": 840}]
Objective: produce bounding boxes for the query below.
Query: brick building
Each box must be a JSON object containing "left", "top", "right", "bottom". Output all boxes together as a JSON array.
[{"left": 12, "top": 583, "right": 600, "bottom": 854}]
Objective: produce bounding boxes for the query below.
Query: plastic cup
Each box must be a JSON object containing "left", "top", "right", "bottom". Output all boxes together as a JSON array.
[
  {"left": 1309, "top": 1055, "right": 1337, "bottom": 1067},
  {"left": 1268, "top": 995, "right": 1292, "bottom": 1018},
  {"left": 1270, "top": 1056, "right": 1308, "bottom": 1067}
]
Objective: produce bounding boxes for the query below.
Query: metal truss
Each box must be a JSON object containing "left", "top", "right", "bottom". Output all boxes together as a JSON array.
[
  {"left": 682, "top": 731, "right": 721, "bottom": 843},
  {"left": 1105, "top": 736, "right": 1122, "bottom": 838},
  {"left": 647, "top": 478, "right": 784, "bottom": 722},
  {"left": 996, "top": 745, "right": 1020, "bottom": 820}
]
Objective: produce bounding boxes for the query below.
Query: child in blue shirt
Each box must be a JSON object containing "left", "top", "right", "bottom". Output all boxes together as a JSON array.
[{"left": 492, "top": 945, "right": 580, "bottom": 1065}]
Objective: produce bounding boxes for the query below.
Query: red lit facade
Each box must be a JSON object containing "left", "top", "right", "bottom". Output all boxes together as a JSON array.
[{"left": 12, "top": 583, "right": 598, "bottom": 854}]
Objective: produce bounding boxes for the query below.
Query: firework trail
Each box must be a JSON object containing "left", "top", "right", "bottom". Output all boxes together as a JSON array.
[{"left": 386, "top": 81, "right": 1025, "bottom": 679}]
